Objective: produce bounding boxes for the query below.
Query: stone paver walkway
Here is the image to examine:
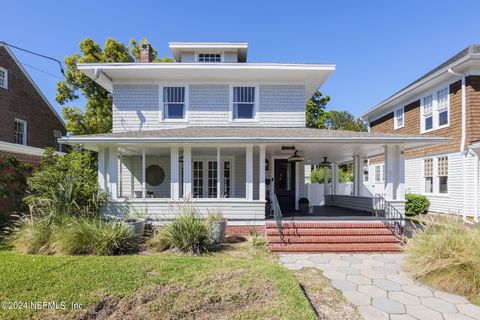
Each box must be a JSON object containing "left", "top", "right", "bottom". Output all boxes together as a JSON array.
[{"left": 280, "top": 253, "right": 480, "bottom": 320}]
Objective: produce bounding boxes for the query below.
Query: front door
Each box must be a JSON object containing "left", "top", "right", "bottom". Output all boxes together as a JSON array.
[{"left": 274, "top": 159, "right": 296, "bottom": 212}]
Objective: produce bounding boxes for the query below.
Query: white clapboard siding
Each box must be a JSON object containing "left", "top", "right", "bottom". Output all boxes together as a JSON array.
[
  {"left": 111, "top": 84, "right": 306, "bottom": 132},
  {"left": 102, "top": 199, "right": 266, "bottom": 223}
]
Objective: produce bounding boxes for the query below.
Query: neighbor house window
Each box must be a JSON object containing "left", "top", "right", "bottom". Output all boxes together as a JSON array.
[
  {"left": 0, "top": 67, "right": 7, "bottom": 89},
  {"left": 437, "top": 88, "right": 449, "bottom": 127},
  {"left": 424, "top": 158, "right": 433, "bottom": 193},
  {"left": 423, "top": 95, "right": 433, "bottom": 131},
  {"left": 163, "top": 86, "right": 185, "bottom": 119},
  {"left": 394, "top": 107, "right": 404, "bottom": 129},
  {"left": 374, "top": 164, "right": 384, "bottom": 183},
  {"left": 198, "top": 53, "right": 221, "bottom": 62},
  {"left": 438, "top": 156, "right": 448, "bottom": 193},
  {"left": 14, "top": 119, "right": 26, "bottom": 145},
  {"left": 233, "top": 86, "right": 256, "bottom": 120},
  {"left": 53, "top": 129, "right": 62, "bottom": 152}
]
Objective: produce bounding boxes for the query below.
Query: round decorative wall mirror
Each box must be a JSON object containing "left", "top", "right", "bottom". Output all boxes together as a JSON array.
[{"left": 146, "top": 165, "right": 165, "bottom": 186}]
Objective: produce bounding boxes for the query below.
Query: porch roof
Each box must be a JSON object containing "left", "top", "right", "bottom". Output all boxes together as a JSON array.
[{"left": 60, "top": 127, "right": 449, "bottom": 159}]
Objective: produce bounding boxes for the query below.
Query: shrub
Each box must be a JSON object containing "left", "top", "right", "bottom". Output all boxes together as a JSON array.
[
  {"left": 157, "top": 205, "right": 211, "bottom": 255},
  {"left": 249, "top": 229, "right": 267, "bottom": 250},
  {"left": 12, "top": 219, "right": 57, "bottom": 254},
  {"left": 404, "top": 223, "right": 480, "bottom": 298},
  {"left": 147, "top": 228, "right": 171, "bottom": 252},
  {"left": 207, "top": 210, "right": 225, "bottom": 224},
  {"left": 57, "top": 218, "right": 138, "bottom": 255},
  {"left": 405, "top": 194, "right": 430, "bottom": 215}
]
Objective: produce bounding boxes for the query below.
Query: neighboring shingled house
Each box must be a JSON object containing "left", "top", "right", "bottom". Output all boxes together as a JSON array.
[{"left": 0, "top": 43, "right": 66, "bottom": 164}]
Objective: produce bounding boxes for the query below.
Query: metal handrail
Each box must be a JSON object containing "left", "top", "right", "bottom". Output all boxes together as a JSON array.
[
  {"left": 373, "top": 193, "right": 405, "bottom": 238},
  {"left": 272, "top": 193, "right": 284, "bottom": 241}
]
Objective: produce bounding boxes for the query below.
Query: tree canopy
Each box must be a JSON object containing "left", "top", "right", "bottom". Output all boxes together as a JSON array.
[
  {"left": 325, "top": 110, "right": 367, "bottom": 132},
  {"left": 56, "top": 38, "right": 172, "bottom": 135}
]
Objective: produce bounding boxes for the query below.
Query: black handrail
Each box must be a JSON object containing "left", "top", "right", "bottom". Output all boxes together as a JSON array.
[
  {"left": 272, "top": 193, "right": 284, "bottom": 242},
  {"left": 373, "top": 193, "right": 405, "bottom": 238}
]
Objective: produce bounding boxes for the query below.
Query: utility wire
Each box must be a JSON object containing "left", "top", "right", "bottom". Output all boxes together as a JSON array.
[
  {"left": 20, "top": 61, "right": 64, "bottom": 80},
  {"left": 0, "top": 41, "right": 65, "bottom": 78}
]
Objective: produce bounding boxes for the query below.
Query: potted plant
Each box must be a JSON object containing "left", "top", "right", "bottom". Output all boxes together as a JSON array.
[
  {"left": 299, "top": 197, "right": 310, "bottom": 215},
  {"left": 207, "top": 211, "right": 227, "bottom": 246},
  {"left": 123, "top": 217, "right": 146, "bottom": 242}
]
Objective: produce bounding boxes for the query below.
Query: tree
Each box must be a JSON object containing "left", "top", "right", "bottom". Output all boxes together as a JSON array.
[
  {"left": 325, "top": 110, "right": 367, "bottom": 132},
  {"left": 56, "top": 38, "right": 172, "bottom": 135},
  {"left": 306, "top": 91, "right": 330, "bottom": 128}
]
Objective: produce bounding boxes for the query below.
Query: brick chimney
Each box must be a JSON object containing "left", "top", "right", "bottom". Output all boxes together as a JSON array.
[{"left": 140, "top": 43, "right": 153, "bottom": 63}]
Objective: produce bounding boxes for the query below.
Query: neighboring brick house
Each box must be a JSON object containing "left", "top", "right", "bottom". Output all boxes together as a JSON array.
[
  {"left": 362, "top": 45, "right": 480, "bottom": 221},
  {"left": 0, "top": 43, "right": 66, "bottom": 164}
]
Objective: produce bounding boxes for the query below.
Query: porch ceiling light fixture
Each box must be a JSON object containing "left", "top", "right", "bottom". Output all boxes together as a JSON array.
[
  {"left": 281, "top": 145, "right": 296, "bottom": 153},
  {"left": 288, "top": 150, "right": 304, "bottom": 163},
  {"left": 318, "top": 157, "right": 332, "bottom": 167}
]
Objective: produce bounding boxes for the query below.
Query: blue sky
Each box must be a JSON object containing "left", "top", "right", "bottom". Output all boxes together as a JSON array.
[{"left": 2, "top": 0, "right": 479, "bottom": 119}]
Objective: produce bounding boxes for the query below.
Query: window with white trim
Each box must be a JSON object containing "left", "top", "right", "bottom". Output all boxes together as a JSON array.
[
  {"left": 394, "top": 107, "right": 404, "bottom": 129},
  {"left": 192, "top": 159, "right": 233, "bottom": 198},
  {"left": 374, "top": 164, "right": 384, "bottom": 183},
  {"left": 193, "top": 161, "right": 204, "bottom": 198},
  {"left": 424, "top": 158, "right": 433, "bottom": 193},
  {"left": 14, "top": 119, "right": 26, "bottom": 145},
  {"left": 207, "top": 161, "right": 218, "bottom": 198},
  {"left": 0, "top": 67, "right": 7, "bottom": 89},
  {"left": 163, "top": 86, "right": 185, "bottom": 119},
  {"left": 198, "top": 53, "right": 221, "bottom": 62},
  {"left": 438, "top": 156, "right": 448, "bottom": 194},
  {"left": 223, "top": 161, "right": 231, "bottom": 197},
  {"left": 437, "top": 88, "right": 448, "bottom": 127},
  {"left": 233, "top": 86, "right": 256, "bottom": 120},
  {"left": 423, "top": 95, "right": 433, "bottom": 131}
]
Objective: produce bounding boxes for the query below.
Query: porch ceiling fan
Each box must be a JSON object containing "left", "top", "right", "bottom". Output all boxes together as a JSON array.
[
  {"left": 287, "top": 150, "right": 304, "bottom": 163},
  {"left": 318, "top": 157, "right": 332, "bottom": 167}
]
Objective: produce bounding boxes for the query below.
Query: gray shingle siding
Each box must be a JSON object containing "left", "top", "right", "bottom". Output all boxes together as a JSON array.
[{"left": 111, "top": 84, "right": 306, "bottom": 132}]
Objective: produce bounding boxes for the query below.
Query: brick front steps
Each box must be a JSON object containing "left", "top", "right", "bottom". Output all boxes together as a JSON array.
[{"left": 266, "top": 221, "right": 403, "bottom": 253}]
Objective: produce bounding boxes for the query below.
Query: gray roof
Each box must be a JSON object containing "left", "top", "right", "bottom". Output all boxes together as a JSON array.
[{"left": 62, "top": 126, "right": 447, "bottom": 141}]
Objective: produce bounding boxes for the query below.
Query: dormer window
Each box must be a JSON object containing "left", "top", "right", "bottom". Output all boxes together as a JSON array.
[
  {"left": 163, "top": 86, "right": 186, "bottom": 119},
  {"left": 198, "top": 53, "right": 221, "bottom": 62},
  {"left": 232, "top": 86, "right": 256, "bottom": 120}
]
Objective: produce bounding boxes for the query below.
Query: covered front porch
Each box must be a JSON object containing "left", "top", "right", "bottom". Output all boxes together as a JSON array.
[{"left": 60, "top": 127, "right": 448, "bottom": 225}]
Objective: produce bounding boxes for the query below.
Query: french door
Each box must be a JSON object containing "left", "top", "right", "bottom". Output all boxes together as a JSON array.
[{"left": 192, "top": 160, "right": 232, "bottom": 198}]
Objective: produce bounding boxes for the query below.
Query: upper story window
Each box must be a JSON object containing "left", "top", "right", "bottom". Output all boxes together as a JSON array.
[
  {"left": 198, "top": 53, "right": 221, "bottom": 62},
  {"left": 394, "top": 107, "right": 404, "bottom": 129},
  {"left": 163, "top": 86, "right": 186, "bottom": 119},
  {"left": 421, "top": 87, "right": 449, "bottom": 133},
  {"left": 0, "top": 66, "right": 7, "bottom": 89},
  {"left": 232, "top": 86, "right": 256, "bottom": 120},
  {"left": 54, "top": 129, "right": 62, "bottom": 152},
  {"left": 14, "top": 119, "right": 27, "bottom": 145}
]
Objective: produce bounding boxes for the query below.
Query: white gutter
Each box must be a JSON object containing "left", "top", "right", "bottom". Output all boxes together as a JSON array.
[{"left": 448, "top": 68, "right": 467, "bottom": 220}]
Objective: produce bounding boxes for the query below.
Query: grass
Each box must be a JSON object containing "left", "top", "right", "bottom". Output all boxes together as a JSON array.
[
  {"left": 0, "top": 239, "right": 317, "bottom": 320},
  {"left": 404, "top": 222, "right": 480, "bottom": 306}
]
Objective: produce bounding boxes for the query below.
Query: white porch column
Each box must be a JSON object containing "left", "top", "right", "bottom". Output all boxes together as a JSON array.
[
  {"left": 332, "top": 161, "right": 338, "bottom": 195},
  {"left": 353, "top": 155, "right": 361, "bottom": 196},
  {"left": 259, "top": 145, "right": 266, "bottom": 201},
  {"left": 395, "top": 146, "right": 405, "bottom": 201},
  {"left": 323, "top": 166, "right": 329, "bottom": 195},
  {"left": 170, "top": 145, "right": 180, "bottom": 199},
  {"left": 108, "top": 146, "right": 118, "bottom": 199},
  {"left": 142, "top": 147, "right": 146, "bottom": 200},
  {"left": 97, "top": 146, "right": 107, "bottom": 192},
  {"left": 384, "top": 145, "right": 395, "bottom": 200},
  {"left": 246, "top": 145, "right": 253, "bottom": 200},
  {"left": 183, "top": 145, "right": 192, "bottom": 199},
  {"left": 217, "top": 147, "right": 221, "bottom": 198}
]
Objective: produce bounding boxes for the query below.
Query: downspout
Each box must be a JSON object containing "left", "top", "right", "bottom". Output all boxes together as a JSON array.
[{"left": 448, "top": 68, "right": 467, "bottom": 220}]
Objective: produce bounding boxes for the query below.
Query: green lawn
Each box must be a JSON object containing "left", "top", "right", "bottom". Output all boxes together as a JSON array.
[{"left": 0, "top": 242, "right": 316, "bottom": 320}]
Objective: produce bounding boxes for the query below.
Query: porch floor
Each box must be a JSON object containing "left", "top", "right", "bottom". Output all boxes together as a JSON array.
[{"left": 276, "top": 205, "right": 378, "bottom": 221}]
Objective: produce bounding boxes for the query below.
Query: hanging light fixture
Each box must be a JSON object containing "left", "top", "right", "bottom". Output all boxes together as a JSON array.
[
  {"left": 281, "top": 145, "right": 296, "bottom": 153},
  {"left": 288, "top": 150, "right": 304, "bottom": 163},
  {"left": 318, "top": 157, "right": 332, "bottom": 167}
]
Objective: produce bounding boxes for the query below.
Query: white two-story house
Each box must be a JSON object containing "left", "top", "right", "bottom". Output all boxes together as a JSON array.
[{"left": 60, "top": 41, "right": 446, "bottom": 241}]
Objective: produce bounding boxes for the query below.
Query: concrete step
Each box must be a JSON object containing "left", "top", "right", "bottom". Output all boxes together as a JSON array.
[
  {"left": 267, "top": 235, "right": 399, "bottom": 244},
  {"left": 266, "top": 221, "right": 390, "bottom": 229},
  {"left": 268, "top": 242, "right": 403, "bottom": 253}
]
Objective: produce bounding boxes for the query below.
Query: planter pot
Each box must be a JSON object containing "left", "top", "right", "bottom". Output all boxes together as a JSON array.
[
  {"left": 210, "top": 220, "right": 227, "bottom": 245},
  {"left": 123, "top": 218, "right": 145, "bottom": 242},
  {"left": 299, "top": 203, "right": 309, "bottom": 215}
]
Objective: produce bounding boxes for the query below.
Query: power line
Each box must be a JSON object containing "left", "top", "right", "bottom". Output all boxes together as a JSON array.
[
  {"left": 0, "top": 41, "right": 65, "bottom": 78},
  {"left": 20, "top": 61, "right": 64, "bottom": 80}
]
